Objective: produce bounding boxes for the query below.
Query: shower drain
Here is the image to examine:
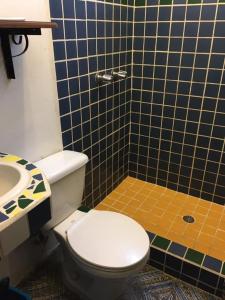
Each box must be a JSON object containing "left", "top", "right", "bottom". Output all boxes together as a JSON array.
[{"left": 183, "top": 215, "right": 195, "bottom": 223}]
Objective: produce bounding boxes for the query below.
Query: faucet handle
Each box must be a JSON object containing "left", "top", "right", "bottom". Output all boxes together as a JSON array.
[
  {"left": 95, "top": 73, "right": 113, "bottom": 84},
  {"left": 112, "top": 70, "right": 127, "bottom": 80}
]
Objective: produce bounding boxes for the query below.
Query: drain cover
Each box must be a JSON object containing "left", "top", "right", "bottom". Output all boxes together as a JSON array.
[{"left": 183, "top": 215, "right": 195, "bottom": 223}]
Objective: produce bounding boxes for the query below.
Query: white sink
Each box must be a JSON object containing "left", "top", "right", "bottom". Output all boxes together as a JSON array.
[{"left": 0, "top": 162, "right": 30, "bottom": 207}]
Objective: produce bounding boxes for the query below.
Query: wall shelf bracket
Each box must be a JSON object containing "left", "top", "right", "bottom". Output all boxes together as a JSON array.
[{"left": 0, "top": 21, "right": 57, "bottom": 79}]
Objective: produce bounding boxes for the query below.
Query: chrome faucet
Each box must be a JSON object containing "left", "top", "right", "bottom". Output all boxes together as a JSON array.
[
  {"left": 112, "top": 70, "right": 127, "bottom": 80},
  {"left": 95, "top": 73, "right": 114, "bottom": 84}
]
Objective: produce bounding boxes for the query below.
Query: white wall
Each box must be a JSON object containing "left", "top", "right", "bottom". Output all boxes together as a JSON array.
[
  {"left": 0, "top": 0, "right": 62, "bottom": 285},
  {"left": 0, "top": 0, "right": 62, "bottom": 162}
]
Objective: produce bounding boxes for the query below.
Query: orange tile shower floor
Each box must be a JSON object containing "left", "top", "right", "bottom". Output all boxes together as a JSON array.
[{"left": 96, "top": 176, "right": 225, "bottom": 261}]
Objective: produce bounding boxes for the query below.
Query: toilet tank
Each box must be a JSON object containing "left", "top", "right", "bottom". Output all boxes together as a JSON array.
[{"left": 35, "top": 151, "right": 88, "bottom": 230}]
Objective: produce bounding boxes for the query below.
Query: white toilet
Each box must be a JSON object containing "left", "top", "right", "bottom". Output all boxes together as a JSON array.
[{"left": 35, "top": 150, "right": 150, "bottom": 300}]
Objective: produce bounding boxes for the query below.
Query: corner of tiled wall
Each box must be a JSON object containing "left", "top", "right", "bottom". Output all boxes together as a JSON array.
[
  {"left": 130, "top": 0, "right": 225, "bottom": 205},
  {"left": 49, "top": 0, "right": 225, "bottom": 207}
]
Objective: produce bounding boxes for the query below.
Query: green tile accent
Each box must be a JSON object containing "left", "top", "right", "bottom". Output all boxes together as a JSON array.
[
  {"left": 160, "top": 0, "right": 173, "bottom": 4},
  {"left": 6, "top": 205, "right": 16, "bottom": 214},
  {"left": 17, "top": 159, "right": 28, "bottom": 165},
  {"left": 33, "top": 181, "right": 46, "bottom": 194},
  {"left": 121, "top": 0, "right": 128, "bottom": 4},
  {"left": 185, "top": 249, "right": 204, "bottom": 265},
  {"left": 152, "top": 235, "right": 170, "bottom": 250},
  {"left": 18, "top": 198, "right": 33, "bottom": 209},
  {"left": 222, "top": 263, "right": 225, "bottom": 275},
  {"left": 78, "top": 205, "right": 91, "bottom": 213},
  {"left": 187, "top": 0, "right": 202, "bottom": 3},
  {"left": 134, "top": 0, "right": 146, "bottom": 6}
]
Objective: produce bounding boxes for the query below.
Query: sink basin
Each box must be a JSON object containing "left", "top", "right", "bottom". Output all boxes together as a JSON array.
[{"left": 0, "top": 162, "right": 30, "bottom": 207}]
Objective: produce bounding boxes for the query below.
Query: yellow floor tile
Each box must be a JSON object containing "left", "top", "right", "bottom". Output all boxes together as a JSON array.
[
  {"left": 196, "top": 206, "right": 209, "bottom": 215},
  {"left": 201, "top": 224, "right": 216, "bottom": 236},
  {"left": 111, "top": 201, "right": 126, "bottom": 210},
  {"left": 95, "top": 176, "right": 225, "bottom": 261}
]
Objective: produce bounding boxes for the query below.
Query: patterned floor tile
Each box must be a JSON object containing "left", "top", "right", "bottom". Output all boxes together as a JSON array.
[{"left": 18, "top": 261, "right": 220, "bottom": 300}]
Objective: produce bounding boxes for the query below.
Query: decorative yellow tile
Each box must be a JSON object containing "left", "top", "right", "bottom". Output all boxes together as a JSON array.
[
  {"left": 182, "top": 237, "right": 195, "bottom": 249},
  {"left": 215, "top": 229, "right": 225, "bottom": 240},
  {"left": 196, "top": 233, "right": 213, "bottom": 246},
  {"left": 201, "top": 224, "right": 216, "bottom": 236},
  {"left": 100, "top": 196, "right": 114, "bottom": 206},
  {"left": 205, "top": 216, "right": 220, "bottom": 227},
  {"left": 96, "top": 204, "right": 110, "bottom": 211},
  {"left": 126, "top": 199, "right": 141, "bottom": 209},
  {"left": 1, "top": 155, "right": 21, "bottom": 162},
  {"left": 96, "top": 176, "right": 224, "bottom": 260},
  {"left": 208, "top": 248, "right": 225, "bottom": 262},
  {"left": 151, "top": 207, "right": 164, "bottom": 217},
  {"left": 112, "top": 201, "right": 126, "bottom": 210},
  {"left": 196, "top": 206, "right": 209, "bottom": 215},
  {"left": 194, "top": 242, "right": 210, "bottom": 256}
]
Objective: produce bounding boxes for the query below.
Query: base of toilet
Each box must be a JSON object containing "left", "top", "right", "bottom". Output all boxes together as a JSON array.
[{"left": 62, "top": 247, "right": 128, "bottom": 300}]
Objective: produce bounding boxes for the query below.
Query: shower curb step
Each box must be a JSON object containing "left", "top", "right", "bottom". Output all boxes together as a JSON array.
[{"left": 147, "top": 231, "right": 225, "bottom": 298}]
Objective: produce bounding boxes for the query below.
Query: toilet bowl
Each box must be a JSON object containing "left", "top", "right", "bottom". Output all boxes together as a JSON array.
[{"left": 35, "top": 151, "right": 150, "bottom": 300}]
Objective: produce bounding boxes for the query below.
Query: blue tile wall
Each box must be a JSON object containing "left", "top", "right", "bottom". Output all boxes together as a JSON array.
[
  {"left": 50, "top": 0, "right": 225, "bottom": 207},
  {"left": 130, "top": 2, "right": 225, "bottom": 205},
  {"left": 49, "top": 0, "right": 133, "bottom": 206}
]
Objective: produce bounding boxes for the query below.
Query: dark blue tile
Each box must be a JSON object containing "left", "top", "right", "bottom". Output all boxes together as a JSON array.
[
  {"left": 52, "top": 20, "right": 64, "bottom": 40},
  {"left": 202, "top": 6, "right": 216, "bottom": 20},
  {"left": 186, "top": 6, "right": 200, "bottom": 20},
  {"left": 182, "top": 262, "right": 200, "bottom": 279},
  {"left": 185, "top": 22, "right": 198, "bottom": 37},
  {"left": 87, "top": 1, "right": 96, "bottom": 19},
  {"left": 79, "top": 59, "right": 88, "bottom": 75},
  {"left": 55, "top": 62, "right": 67, "bottom": 80},
  {"left": 169, "top": 242, "right": 187, "bottom": 257},
  {"left": 57, "top": 80, "right": 69, "bottom": 98},
  {"left": 66, "top": 41, "right": 77, "bottom": 59},
  {"left": 76, "top": 21, "right": 87, "bottom": 39},
  {"left": 69, "top": 78, "right": 79, "bottom": 95},
  {"left": 61, "top": 115, "right": 71, "bottom": 131},
  {"left": 217, "top": 4, "right": 225, "bottom": 20},
  {"left": 53, "top": 41, "right": 66, "bottom": 61},
  {"left": 62, "top": 130, "right": 72, "bottom": 147},
  {"left": 87, "top": 21, "right": 96, "bottom": 38},
  {"left": 0, "top": 212, "right": 9, "bottom": 222},
  {"left": 59, "top": 98, "right": 70, "bottom": 115},
  {"left": 147, "top": 231, "right": 156, "bottom": 242},
  {"left": 199, "top": 269, "right": 219, "bottom": 288},
  {"left": 49, "top": 0, "right": 62, "bottom": 18},
  {"left": 67, "top": 60, "right": 78, "bottom": 78},
  {"left": 97, "top": 2, "right": 105, "bottom": 20},
  {"left": 75, "top": 0, "right": 86, "bottom": 19},
  {"left": 172, "top": 6, "right": 186, "bottom": 21},
  {"left": 3, "top": 200, "right": 16, "bottom": 210},
  {"left": 33, "top": 174, "right": 43, "bottom": 181},
  {"left": 64, "top": 20, "right": 76, "bottom": 39},
  {"left": 78, "top": 40, "right": 87, "bottom": 57},
  {"left": 63, "top": 0, "right": 75, "bottom": 18},
  {"left": 26, "top": 164, "right": 36, "bottom": 171}
]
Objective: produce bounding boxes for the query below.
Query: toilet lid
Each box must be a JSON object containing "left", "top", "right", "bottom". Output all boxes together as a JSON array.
[{"left": 67, "top": 210, "right": 150, "bottom": 269}]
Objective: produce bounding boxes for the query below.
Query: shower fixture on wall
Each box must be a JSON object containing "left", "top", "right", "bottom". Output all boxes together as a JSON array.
[
  {"left": 95, "top": 70, "right": 127, "bottom": 84},
  {"left": 95, "top": 72, "right": 114, "bottom": 84},
  {"left": 112, "top": 70, "right": 127, "bottom": 80}
]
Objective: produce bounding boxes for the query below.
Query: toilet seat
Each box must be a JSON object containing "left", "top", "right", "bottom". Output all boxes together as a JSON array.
[{"left": 66, "top": 210, "right": 150, "bottom": 272}]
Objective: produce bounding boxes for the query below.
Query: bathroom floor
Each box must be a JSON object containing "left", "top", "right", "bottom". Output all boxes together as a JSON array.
[
  {"left": 19, "top": 260, "right": 219, "bottom": 300},
  {"left": 96, "top": 176, "right": 225, "bottom": 262}
]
